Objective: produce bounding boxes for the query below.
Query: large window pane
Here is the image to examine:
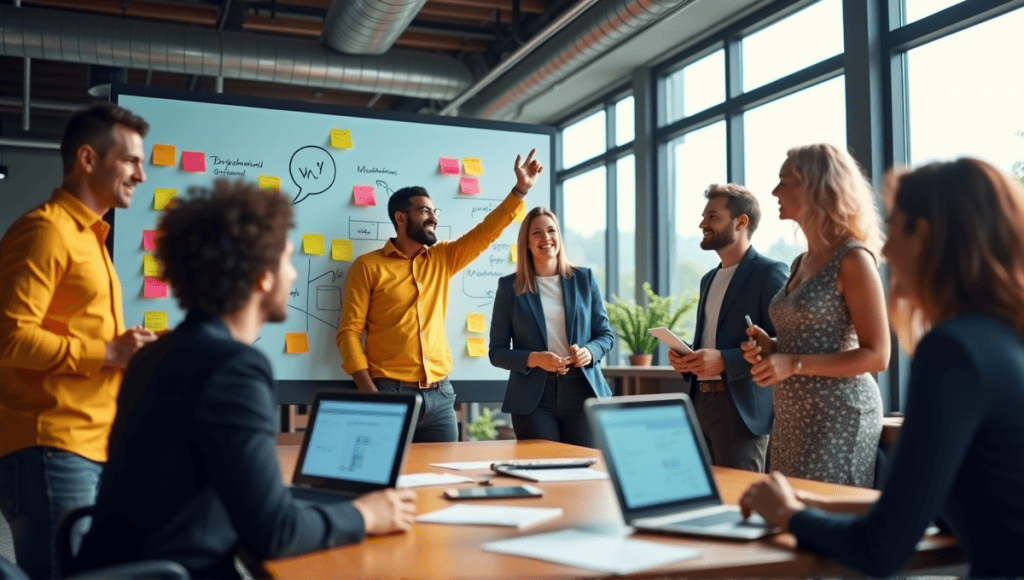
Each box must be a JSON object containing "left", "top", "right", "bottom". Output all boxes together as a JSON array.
[
  {"left": 743, "top": 76, "right": 847, "bottom": 266},
  {"left": 904, "top": 0, "right": 964, "bottom": 24},
  {"left": 906, "top": 7, "right": 1024, "bottom": 175},
  {"left": 742, "top": 0, "right": 843, "bottom": 92},
  {"left": 616, "top": 155, "right": 636, "bottom": 302},
  {"left": 561, "top": 110, "right": 606, "bottom": 169},
  {"left": 664, "top": 49, "right": 725, "bottom": 124},
  {"left": 562, "top": 167, "right": 608, "bottom": 294},
  {"left": 615, "top": 96, "right": 635, "bottom": 146}
]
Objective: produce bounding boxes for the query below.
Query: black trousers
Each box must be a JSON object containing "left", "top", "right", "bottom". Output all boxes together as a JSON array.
[{"left": 511, "top": 370, "right": 594, "bottom": 448}]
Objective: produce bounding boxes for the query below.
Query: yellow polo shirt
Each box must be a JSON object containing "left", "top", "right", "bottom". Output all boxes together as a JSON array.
[
  {"left": 0, "top": 189, "right": 126, "bottom": 462},
  {"left": 338, "top": 193, "right": 522, "bottom": 383}
]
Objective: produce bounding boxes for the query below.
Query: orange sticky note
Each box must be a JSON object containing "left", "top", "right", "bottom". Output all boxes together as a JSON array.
[
  {"left": 143, "top": 254, "right": 162, "bottom": 277},
  {"left": 439, "top": 157, "right": 460, "bottom": 175},
  {"left": 353, "top": 185, "right": 375, "bottom": 206},
  {"left": 463, "top": 157, "right": 483, "bottom": 175},
  {"left": 143, "top": 277, "right": 168, "bottom": 298},
  {"left": 511, "top": 243, "right": 517, "bottom": 263},
  {"left": 142, "top": 230, "right": 158, "bottom": 250},
  {"left": 152, "top": 144, "right": 175, "bottom": 166},
  {"left": 285, "top": 333, "right": 309, "bottom": 354},
  {"left": 302, "top": 234, "right": 325, "bottom": 255},
  {"left": 332, "top": 239, "right": 352, "bottom": 261},
  {"left": 460, "top": 177, "right": 480, "bottom": 195},
  {"left": 330, "top": 129, "right": 353, "bottom": 149},
  {"left": 513, "top": 202, "right": 526, "bottom": 222},
  {"left": 258, "top": 175, "right": 280, "bottom": 190},
  {"left": 143, "top": 311, "right": 168, "bottom": 332},
  {"left": 181, "top": 151, "right": 206, "bottom": 172},
  {"left": 466, "top": 337, "right": 487, "bottom": 357},
  {"left": 467, "top": 313, "right": 486, "bottom": 333},
  {"left": 154, "top": 188, "right": 176, "bottom": 210}
]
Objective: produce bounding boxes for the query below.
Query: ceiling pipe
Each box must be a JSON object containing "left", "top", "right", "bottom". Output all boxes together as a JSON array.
[
  {"left": 321, "top": 0, "right": 432, "bottom": 55},
  {"left": 0, "top": 136, "right": 60, "bottom": 150},
  {"left": 0, "top": 96, "right": 81, "bottom": 112},
  {"left": 0, "top": 5, "right": 473, "bottom": 101}
]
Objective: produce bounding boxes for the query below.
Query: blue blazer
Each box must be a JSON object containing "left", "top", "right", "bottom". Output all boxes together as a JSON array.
[
  {"left": 489, "top": 267, "right": 615, "bottom": 415},
  {"left": 688, "top": 246, "right": 789, "bottom": 436}
]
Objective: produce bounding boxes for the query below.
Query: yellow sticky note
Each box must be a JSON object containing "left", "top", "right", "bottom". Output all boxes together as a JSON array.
[
  {"left": 302, "top": 234, "right": 325, "bottom": 255},
  {"left": 512, "top": 202, "right": 526, "bottom": 222},
  {"left": 463, "top": 157, "right": 483, "bottom": 175},
  {"left": 467, "top": 337, "right": 487, "bottom": 357},
  {"left": 285, "top": 332, "right": 309, "bottom": 354},
  {"left": 143, "top": 254, "right": 162, "bottom": 277},
  {"left": 154, "top": 188, "right": 177, "bottom": 210},
  {"left": 143, "top": 311, "right": 168, "bottom": 332},
  {"left": 467, "top": 313, "right": 486, "bottom": 333},
  {"left": 330, "top": 128, "right": 353, "bottom": 149},
  {"left": 332, "top": 239, "right": 352, "bottom": 261},
  {"left": 511, "top": 243, "right": 517, "bottom": 263},
  {"left": 152, "top": 144, "right": 175, "bottom": 167},
  {"left": 258, "top": 175, "right": 280, "bottom": 190}
]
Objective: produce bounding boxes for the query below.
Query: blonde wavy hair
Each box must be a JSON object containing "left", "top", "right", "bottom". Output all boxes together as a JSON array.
[
  {"left": 785, "top": 143, "right": 884, "bottom": 257},
  {"left": 513, "top": 206, "right": 575, "bottom": 296}
]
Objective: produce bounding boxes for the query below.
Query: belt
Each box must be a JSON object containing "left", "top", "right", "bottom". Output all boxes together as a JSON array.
[
  {"left": 375, "top": 377, "right": 444, "bottom": 390},
  {"left": 698, "top": 380, "right": 726, "bottom": 393},
  {"left": 547, "top": 368, "right": 584, "bottom": 378}
]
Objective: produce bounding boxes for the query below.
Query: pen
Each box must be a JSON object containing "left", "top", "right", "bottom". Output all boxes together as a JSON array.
[{"left": 745, "top": 315, "right": 754, "bottom": 328}]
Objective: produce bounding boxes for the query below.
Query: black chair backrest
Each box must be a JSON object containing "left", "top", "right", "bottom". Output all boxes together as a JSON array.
[{"left": 0, "top": 555, "right": 29, "bottom": 580}]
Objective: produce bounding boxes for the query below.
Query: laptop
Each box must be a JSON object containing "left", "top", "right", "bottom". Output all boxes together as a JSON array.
[
  {"left": 584, "top": 393, "right": 772, "bottom": 540},
  {"left": 289, "top": 390, "right": 421, "bottom": 503}
]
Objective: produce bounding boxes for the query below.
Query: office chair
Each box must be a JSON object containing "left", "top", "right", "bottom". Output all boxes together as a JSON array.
[{"left": 57, "top": 506, "right": 190, "bottom": 580}]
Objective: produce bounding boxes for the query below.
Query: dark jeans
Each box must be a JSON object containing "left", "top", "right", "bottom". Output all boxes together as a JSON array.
[
  {"left": 694, "top": 390, "right": 769, "bottom": 472},
  {"left": 0, "top": 446, "right": 103, "bottom": 579},
  {"left": 511, "top": 370, "right": 594, "bottom": 448},
  {"left": 375, "top": 377, "right": 459, "bottom": 442}
]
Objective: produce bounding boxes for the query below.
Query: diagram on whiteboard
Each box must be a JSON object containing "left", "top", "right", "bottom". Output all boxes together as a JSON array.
[{"left": 287, "top": 259, "right": 346, "bottom": 332}]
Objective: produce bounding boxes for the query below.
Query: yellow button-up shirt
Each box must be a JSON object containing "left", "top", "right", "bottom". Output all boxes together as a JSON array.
[
  {"left": 337, "top": 193, "right": 522, "bottom": 383},
  {"left": 0, "top": 189, "right": 126, "bottom": 462}
]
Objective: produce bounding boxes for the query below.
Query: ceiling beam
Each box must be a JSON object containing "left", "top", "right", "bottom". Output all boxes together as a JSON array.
[
  {"left": 395, "top": 31, "right": 488, "bottom": 51},
  {"left": 23, "top": 0, "right": 219, "bottom": 26}
]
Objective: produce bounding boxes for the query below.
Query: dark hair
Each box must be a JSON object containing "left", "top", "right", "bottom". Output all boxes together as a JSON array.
[
  {"left": 704, "top": 183, "right": 762, "bottom": 236},
  {"left": 60, "top": 103, "right": 149, "bottom": 174},
  {"left": 156, "top": 179, "right": 295, "bottom": 316},
  {"left": 387, "top": 186, "right": 429, "bottom": 229},
  {"left": 888, "top": 158, "right": 1024, "bottom": 337}
]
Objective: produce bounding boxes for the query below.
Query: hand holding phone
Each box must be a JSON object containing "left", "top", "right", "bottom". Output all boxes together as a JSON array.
[{"left": 444, "top": 485, "right": 543, "bottom": 499}]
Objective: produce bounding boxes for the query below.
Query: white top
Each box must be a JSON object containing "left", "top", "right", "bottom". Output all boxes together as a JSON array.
[
  {"left": 699, "top": 263, "right": 739, "bottom": 381},
  {"left": 536, "top": 275, "right": 571, "bottom": 358}
]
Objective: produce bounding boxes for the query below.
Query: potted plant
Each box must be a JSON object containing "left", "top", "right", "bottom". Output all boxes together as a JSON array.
[{"left": 605, "top": 282, "right": 697, "bottom": 366}]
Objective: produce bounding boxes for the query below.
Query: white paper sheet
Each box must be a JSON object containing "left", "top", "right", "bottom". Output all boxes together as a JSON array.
[
  {"left": 417, "top": 505, "right": 563, "bottom": 529},
  {"left": 429, "top": 460, "right": 496, "bottom": 470},
  {"left": 482, "top": 528, "right": 702, "bottom": 575},
  {"left": 497, "top": 467, "right": 608, "bottom": 482},
  {"left": 397, "top": 473, "right": 474, "bottom": 487}
]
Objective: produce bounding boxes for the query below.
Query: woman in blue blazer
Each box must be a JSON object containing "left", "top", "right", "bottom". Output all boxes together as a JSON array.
[{"left": 489, "top": 206, "right": 614, "bottom": 447}]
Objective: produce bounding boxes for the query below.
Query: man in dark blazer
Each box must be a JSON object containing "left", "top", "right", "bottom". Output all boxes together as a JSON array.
[
  {"left": 72, "top": 181, "right": 416, "bottom": 579},
  {"left": 669, "top": 184, "right": 788, "bottom": 472}
]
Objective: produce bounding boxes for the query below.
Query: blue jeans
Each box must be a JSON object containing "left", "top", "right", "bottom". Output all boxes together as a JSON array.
[
  {"left": 375, "top": 377, "right": 459, "bottom": 442},
  {"left": 0, "top": 447, "right": 103, "bottom": 579}
]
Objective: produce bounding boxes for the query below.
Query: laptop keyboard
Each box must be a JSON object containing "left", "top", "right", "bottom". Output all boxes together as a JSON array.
[{"left": 671, "top": 510, "right": 744, "bottom": 528}]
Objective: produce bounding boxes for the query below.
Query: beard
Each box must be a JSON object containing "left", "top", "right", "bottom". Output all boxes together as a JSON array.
[
  {"left": 699, "top": 227, "right": 736, "bottom": 251},
  {"left": 408, "top": 219, "right": 438, "bottom": 246}
]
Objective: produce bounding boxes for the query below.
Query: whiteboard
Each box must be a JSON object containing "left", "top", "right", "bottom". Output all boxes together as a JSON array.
[{"left": 112, "top": 86, "right": 553, "bottom": 386}]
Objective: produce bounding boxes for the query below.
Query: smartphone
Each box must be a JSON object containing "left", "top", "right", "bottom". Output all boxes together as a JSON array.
[
  {"left": 444, "top": 485, "right": 543, "bottom": 499},
  {"left": 648, "top": 327, "right": 693, "bottom": 354}
]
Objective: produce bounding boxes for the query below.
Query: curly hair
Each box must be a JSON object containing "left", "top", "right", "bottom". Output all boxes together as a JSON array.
[
  {"left": 60, "top": 103, "right": 149, "bottom": 174},
  {"left": 785, "top": 143, "right": 884, "bottom": 257},
  {"left": 155, "top": 179, "right": 295, "bottom": 315}
]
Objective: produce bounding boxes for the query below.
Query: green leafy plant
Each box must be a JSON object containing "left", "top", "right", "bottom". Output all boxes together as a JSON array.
[
  {"left": 605, "top": 282, "right": 697, "bottom": 355},
  {"left": 468, "top": 407, "right": 498, "bottom": 441}
]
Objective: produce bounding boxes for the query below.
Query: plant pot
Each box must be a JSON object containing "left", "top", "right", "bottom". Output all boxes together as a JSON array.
[{"left": 628, "top": 354, "right": 653, "bottom": 367}]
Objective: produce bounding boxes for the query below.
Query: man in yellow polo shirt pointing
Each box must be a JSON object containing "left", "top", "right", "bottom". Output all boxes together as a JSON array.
[
  {"left": 338, "top": 149, "right": 544, "bottom": 442},
  {"left": 0, "top": 104, "right": 159, "bottom": 579}
]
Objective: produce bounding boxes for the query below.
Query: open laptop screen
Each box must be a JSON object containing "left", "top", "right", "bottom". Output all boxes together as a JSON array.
[
  {"left": 591, "top": 399, "right": 716, "bottom": 510},
  {"left": 298, "top": 399, "right": 411, "bottom": 486}
]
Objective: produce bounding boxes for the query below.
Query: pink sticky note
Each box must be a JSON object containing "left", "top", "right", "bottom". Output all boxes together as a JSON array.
[
  {"left": 143, "top": 277, "right": 168, "bottom": 298},
  {"left": 182, "top": 151, "right": 206, "bottom": 172},
  {"left": 439, "top": 157, "right": 460, "bottom": 175},
  {"left": 353, "top": 185, "right": 376, "bottom": 206},
  {"left": 142, "top": 230, "right": 158, "bottom": 251},
  {"left": 460, "top": 177, "right": 480, "bottom": 195}
]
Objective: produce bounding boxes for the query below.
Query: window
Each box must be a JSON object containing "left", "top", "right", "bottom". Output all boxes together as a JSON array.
[
  {"left": 664, "top": 49, "right": 725, "bottom": 124},
  {"left": 615, "top": 96, "right": 635, "bottom": 146},
  {"left": 903, "top": 0, "right": 965, "bottom": 23},
  {"left": 616, "top": 155, "right": 636, "bottom": 302},
  {"left": 561, "top": 110, "right": 606, "bottom": 169},
  {"left": 742, "top": 0, "right": 843, "bottom": 91},
  {"left": 562, "top": 167, "right": 608, "bottom": 285}
]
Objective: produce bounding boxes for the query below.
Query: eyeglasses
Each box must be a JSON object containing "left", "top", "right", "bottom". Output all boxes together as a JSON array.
[{"left": 408, "top": 206, "right": 441, "bottom": 218}]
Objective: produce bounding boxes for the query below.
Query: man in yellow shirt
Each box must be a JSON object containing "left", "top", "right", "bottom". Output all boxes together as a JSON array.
[
  {"left": 338, "top": 150, "right": 544, "bottom": 442},
  {"left": 0, "top": 104, "right": 158, "bottom": 579}
]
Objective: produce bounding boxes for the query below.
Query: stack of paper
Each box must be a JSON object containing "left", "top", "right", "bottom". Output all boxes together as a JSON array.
[
  {"left": 496, "top": 468, "right": 608, "bottom": 482},
  {"left": 397, "top": 473, "right": 474, "bottom": 487},
  {"left": 417, "top": 505, "right": 563, "bottom": 529}
]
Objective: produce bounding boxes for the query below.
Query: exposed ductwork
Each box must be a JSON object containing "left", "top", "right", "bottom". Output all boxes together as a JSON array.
[
  {"left": 0, "top": 5, "right": 473, "bottom": 101},
  {"left": 321, "top": 0, "right": 431, "bottom": 55},
  {"left": 460, "top": 0, "right": 698, "bottom": 119}
]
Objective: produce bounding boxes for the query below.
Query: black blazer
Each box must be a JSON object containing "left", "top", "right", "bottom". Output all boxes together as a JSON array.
[
  {"left": 688, "top": 246, "right": 789, "bottom": 436},
  {"left": 73, "top": 310, "right": 365, "bottom": 580}
]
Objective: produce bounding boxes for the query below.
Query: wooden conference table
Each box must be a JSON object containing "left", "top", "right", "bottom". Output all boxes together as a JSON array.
[{"left": 264, "top": 440, "right": 961, "bottom": 579}]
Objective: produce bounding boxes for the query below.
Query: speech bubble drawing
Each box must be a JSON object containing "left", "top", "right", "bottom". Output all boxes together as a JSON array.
[{"left": 289, "top": 146, "right": 337, "bottom": 204}]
